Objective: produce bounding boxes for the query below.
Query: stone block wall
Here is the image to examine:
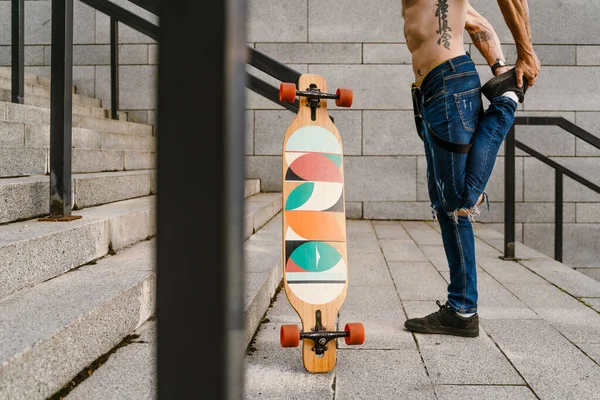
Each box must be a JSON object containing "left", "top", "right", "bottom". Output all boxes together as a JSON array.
[
  {"left": 245, "top": 0, "right": 600, "bottom": 272},
  {"left": 1, "top": 0, "right": 598, "bottom": 272},
  {"left": 0, "top": 0, "right": 158, "bottom": 124}
]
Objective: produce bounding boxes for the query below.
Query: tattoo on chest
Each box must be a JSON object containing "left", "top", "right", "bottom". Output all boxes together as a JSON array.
[{"left": 435, "top": 0, "right": 452, "bottom": 50}]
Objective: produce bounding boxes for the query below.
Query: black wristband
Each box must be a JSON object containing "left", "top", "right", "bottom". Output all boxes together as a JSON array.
[{"left": 491, "top": 59, "right": 507, "bottom": 75}]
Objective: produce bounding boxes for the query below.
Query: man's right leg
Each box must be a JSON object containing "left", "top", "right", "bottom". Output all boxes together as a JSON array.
[{"left": 462, "top": 95, "right": 518, "bottom": 208}]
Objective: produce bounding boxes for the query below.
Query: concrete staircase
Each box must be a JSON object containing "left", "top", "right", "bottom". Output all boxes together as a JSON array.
[
  {"left": 0, "top": 70, "right": 158, "bottom": 399},
  {"left": 0, "top": 69, "right": 284, "bottom": 397}
]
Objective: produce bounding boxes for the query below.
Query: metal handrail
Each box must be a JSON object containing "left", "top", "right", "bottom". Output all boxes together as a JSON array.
[
  {"left": 106, "top": 0, "right": 300, "bottom": 113},
  {"left": 77, "top": 0, "right": 159, "bottom": 40},
  {"left": 503, "top": 117, "right": 600, "bottom": 262}
]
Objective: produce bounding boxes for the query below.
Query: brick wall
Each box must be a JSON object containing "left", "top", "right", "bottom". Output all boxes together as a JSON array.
[{"left": 245, "top": 0, "right": 600, "bottom": 273}]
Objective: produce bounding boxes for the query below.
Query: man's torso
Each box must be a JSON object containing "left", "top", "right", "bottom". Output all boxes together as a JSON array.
[{"left": 402, "top": 0, "right": 469, "bottom": 81}]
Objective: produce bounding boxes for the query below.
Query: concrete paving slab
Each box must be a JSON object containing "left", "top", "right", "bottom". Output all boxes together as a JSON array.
[
  {"left": 435, "top": 385, "right": 537, "bottom": 400},
  {"left": 259, "top": 290, "right": 300, "bottom": 325},
  {"left": 244, "top": 214, "right": 600, "bottom": 400},
  {"left": 578, "top": 343, "right": 600, "bottom": 365},
  {"left": 474, "top": 237, "right": 506, "bottom": 255},
  {"left": 335, "top": 350, "right": 436, "bottom": 400},
  {"left": 372, "top": 220, "right": 411, "bottom": 240},
  {"left": 476, "top": 271, "right": 541, "bottom": 320},
  {"left": 401, "top": 220, "right": 444, "bottom": 246},
  {"left": 346, "top": 221, "right": 380, "bottom": 252},
  {"left": 506, "top": 283, "right": 600, "bottom": 344},
  {"left": 347, "top": 251, "right": 394, "bottom": 287},
  {"left": 338, "top": 284, "right": 415, "bottom": 351},
  {"left": 389, "top": 261, "right": 448, "bottom": 301},
  {"left": 379, "top": 239, "right": 429, "bottom": 262},
  {"left": 245, "top": 322, "right": 335, "bottom": 400},
  {"left": 403, "top": 302, "right": 524, "bottom": 385},
  {"left": 581, "top": 297, "right": 600, "bottom": 312},
  {"left": 519, "top": 258, "right": 600, "bottom": 298},
  {"left": 419, "top": 245, "right": 449, "bottom": 272},
  {"left": 477, "top": 254, "right": 548, "bottom": 285},
  {"left": 346, "top": 219, "right": 376, "bottom": 235},
  {"left": 485, "top": 319, "right": 600, "bottom": 400},
  {"left": 482, "top": 237, "right": 549, "bottom": 259},
  {"left": 473, "top": 224, "right": 505, "bottom": 239}
]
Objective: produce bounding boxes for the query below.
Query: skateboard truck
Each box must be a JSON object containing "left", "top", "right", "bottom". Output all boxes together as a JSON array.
[
  {"left": 279, "top": 82, "right": 353, "bottom": 121},
  {"left": 303, "top": 310, "right": 345, "bottom": 356},
  {"left": 280, "top": 310, "right": 365, "bottom": 353}
]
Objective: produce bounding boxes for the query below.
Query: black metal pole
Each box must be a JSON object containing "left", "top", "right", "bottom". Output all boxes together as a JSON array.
[
  {"left": 503, "top": 124, "right": 516, "bottom": 260},
  {"left": 157, "top": 0, "right": 247, "bottom": 398},
  {"left": 11, "top": 0, "right": 24, "bottom": 104},
  {"left": 48, "top": 0, "right": 74, "bottom": 218},
  {"left": 555, "top": 171, "right": 563, "bottom": 262},
  {"left": 110, "top": 17, "right": 119, "bottom": 120}
]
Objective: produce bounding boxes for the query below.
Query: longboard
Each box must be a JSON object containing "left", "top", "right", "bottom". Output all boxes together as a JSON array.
[{"left": 278, "top": 73, "right": 365, "bottom": 373}]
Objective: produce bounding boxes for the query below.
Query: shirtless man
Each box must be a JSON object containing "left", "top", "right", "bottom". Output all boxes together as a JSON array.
[{"left": 402, "top": 0, "right": 540, "bottom": 337}]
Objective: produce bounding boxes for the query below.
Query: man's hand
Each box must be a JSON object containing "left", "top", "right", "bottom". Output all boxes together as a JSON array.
[
  {"left": 515, "top": 49, "right": 541, "bottom": 88},
  {"left": 496, "top": 0, "right": 540, "bottom": 88}
]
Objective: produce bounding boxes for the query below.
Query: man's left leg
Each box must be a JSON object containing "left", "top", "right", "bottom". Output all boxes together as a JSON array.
[{"left": 404, "top": 125, "right": 479, "bottom": 338}]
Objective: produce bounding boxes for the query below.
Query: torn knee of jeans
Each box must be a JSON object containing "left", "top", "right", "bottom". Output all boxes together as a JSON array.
[
  {"left": 447, "top": 205, "right": 482, "bottom": 223},
  {"left": 430, "top": 204, "right": 438, "bottom": 222}
]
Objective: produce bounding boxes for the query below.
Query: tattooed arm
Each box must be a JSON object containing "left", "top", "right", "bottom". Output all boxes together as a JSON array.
[
  {"left": 465, "top": 5, "right": 509, "bottom": 76},
  {"left": 496, "top": 0, "right": 540, "bottom": 88}
]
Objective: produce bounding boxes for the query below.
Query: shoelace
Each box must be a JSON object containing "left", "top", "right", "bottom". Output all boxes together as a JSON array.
[{"left": 426, "top": 300, "right": 449, "bottom": 318}]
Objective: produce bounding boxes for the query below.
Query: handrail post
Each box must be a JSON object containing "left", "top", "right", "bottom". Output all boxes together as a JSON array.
[
  {"left": 555, "top": 171, "right": 563, "bottom": 262},
  {"left": 157, "top": 0, "right": 246, "bottom": 397},
  {"left": 110, "top": 17, "right": 119, "bottom": 119},
  {"left": 502, "top": 124, "right": 516, "bottom": 260},
  {"left": 45, "top": 0, "right": 77, "bottom": 220},
  {"left": 11, "top": 0, "right": 25, "bottom": 104}
]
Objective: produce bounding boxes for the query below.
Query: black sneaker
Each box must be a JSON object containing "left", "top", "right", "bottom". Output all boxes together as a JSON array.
[
  {"left": 480, "top": 68, "right": 528, "bottom": 103},
  {"left": 404, "top": 300, "right": 479, "bottom": 337}
]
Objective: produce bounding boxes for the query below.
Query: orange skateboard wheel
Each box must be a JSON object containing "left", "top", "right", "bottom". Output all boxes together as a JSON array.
[
  {"left": 280, "top": 324, "right": 301, "bottom": 347},
  {"left": 344, "top": 322, "right": 365, "bottom": 345},
  {"left": 279, "top": 82, "right": 297, "bottom": 103},
  {"left": 335, "top": 88, "right": 353, "bottom": 107}
]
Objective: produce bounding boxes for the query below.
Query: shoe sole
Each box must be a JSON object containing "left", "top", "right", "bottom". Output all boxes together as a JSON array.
[
  {"left": 404, "top": 321, "right": 479, "bottom": 337},
  {"left": 481, "top": 69, "right": 526, "bottom": 103}
]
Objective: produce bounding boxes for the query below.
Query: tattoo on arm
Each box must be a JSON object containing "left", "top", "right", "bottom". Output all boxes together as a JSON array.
[
  {"left": 435, "top": 0, "right": 452, "bottom": 50},
  {"left": 470, "top": 31, "right": 492, "bottom": 43},
  {"left": 417, "top": 69, "right": 423, "bottom": 77}
]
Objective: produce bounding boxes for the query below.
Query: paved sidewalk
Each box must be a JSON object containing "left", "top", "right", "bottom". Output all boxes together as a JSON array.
[{"left": 245, "top": 220, "right": 600, "bottom": 400}]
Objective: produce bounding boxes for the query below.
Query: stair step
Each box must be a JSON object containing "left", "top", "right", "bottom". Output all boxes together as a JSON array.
[
  {"left": 245, "top": 178, "right": 261, "bottom": 198},
  {"left": 0, "top": 101, "right": 153, "bottom": 136},
  {"left": 244, "top": 192, "right": 281, "bottom": 240},
  {"left": 64, "top": 319, "right": 156, "bottom": 399},
  {"left": 244, "top": 211, "right": 283, "bottom": 349},
  {"left": 0, "top": 195, "right": 156, "bottom": 300},
  {"left": 0, "top": 79, "right": 103, "bottom": 109},
  {"left": 0, "top": 238, "right": 155, "bottom": 400},
  {"left": 14, "top": 121, "right": 156, "bottom": 150},
  {"left": 0, "top": 146, "right": 155, "bottom": 178},
  {"left": 0, "top": 89, "right": 108, "bottom": 119},
  {"left": 0, "top": 170, "right": 156, "bottom": 224},
  {"left": 0, "top": 67, "right": 78, "bottom": 94}
]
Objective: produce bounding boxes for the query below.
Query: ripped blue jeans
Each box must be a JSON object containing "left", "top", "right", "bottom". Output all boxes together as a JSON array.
[{"left": 412, "top": 54, "right": 518, "bottom": 313}]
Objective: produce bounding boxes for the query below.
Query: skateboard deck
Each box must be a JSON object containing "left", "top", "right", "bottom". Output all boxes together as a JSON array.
[{"left": 278, "top": 74, "right": 364, "bottom": 373}]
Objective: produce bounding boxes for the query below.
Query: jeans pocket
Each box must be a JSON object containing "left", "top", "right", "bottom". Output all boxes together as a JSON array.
[{"left": 453, "top": 88, "right": 482, "bottom": 132}]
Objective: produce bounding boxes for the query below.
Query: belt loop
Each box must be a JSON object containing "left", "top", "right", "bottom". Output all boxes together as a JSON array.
[{"left": 448, "top": 58, "right": 456, "bottom": 72}]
